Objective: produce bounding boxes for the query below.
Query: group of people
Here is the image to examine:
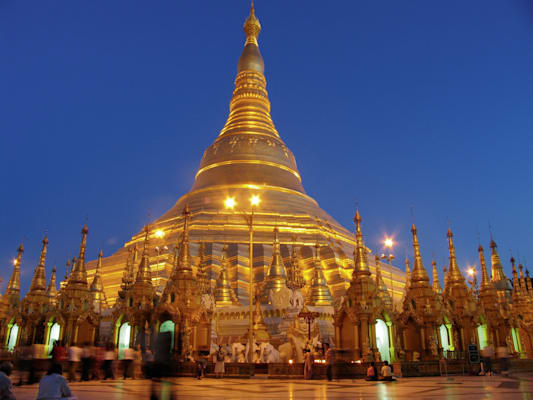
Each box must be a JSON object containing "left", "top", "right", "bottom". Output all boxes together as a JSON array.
[
  {"left": 0, "top": 361, "right": 72, "bottom": 400},
  {"left": 365, "top": 361, "right": 395, "bottom": 381}
]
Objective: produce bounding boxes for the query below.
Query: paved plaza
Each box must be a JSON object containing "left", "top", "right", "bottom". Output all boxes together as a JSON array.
[{"left": 10, "top": 373, "right": 533, "bottom": 399}]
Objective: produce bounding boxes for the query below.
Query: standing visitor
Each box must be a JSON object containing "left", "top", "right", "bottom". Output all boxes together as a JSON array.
[
  {"left": 102, "top": 344, "right": 115, "bottom": 380},
  {"left": 67, "top": 343, "right": 82, "bottom": 382},
  {"left": 51, "top": 341, "right": 66, "bottom": 365},
  {"left": 0, "top": 362, "right": 15, "bottom": 400},
  {"left": 122, "top": 347, "right": 135, "bottom": 379},
  {"left": 324, "top": 344, "right": 334, "bottom": 381},
  {"left": 214, "top": 346, "right": 225, "bottom": 379},
  {"left": 303, "top": 350, "right": 314, "bottom": 380},
  {"left": 36, "top": 364, "right": 72, "bottom": 400},
  {"left": 80, "top": 343, "right": 93, "bottom": 381}
]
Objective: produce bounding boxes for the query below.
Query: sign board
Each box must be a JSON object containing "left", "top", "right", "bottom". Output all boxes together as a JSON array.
[{"left": 468, "top": 344, "right": 480, "bottom": 363}]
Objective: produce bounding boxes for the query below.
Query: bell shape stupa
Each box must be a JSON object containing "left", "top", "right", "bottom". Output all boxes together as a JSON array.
[{"left": 86, "top": 4, "right": 405, "bottom": 316}]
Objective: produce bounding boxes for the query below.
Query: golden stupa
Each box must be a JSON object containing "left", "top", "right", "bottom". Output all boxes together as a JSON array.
[{"left": 86, "top": 3, "right": 405, "bottom": 312}]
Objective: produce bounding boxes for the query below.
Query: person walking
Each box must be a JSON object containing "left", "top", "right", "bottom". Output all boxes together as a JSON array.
[
  {"left": 303, "top": 350, "right": 314, "bottom": 380},
  {"left": 102, "top": 344, "right": 115, "bottom": 380},
  {"left": 0, "top": 362, "right": 15, "bottom": 400},
  {"left": 324, "top": 344, "right": 334, "bottom": 381},
  {"left": 122, "top": 347, "right": 135, "bottom": 379},
  {"left": 67, "top": 343, "right": 82, "bottom": 382},
  {"left": 214, "top": 346, "right": 225, "bottom": 379},
  {"left": 36, "top": 363, "right": 73, "bottom": 400}
]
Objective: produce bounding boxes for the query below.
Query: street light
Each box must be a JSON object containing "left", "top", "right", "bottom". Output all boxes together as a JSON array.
[
  {"left": 154, "top": 229, "right": 165, "bottom": 239},
  {"left": 381, "top": 237, "right": 395, "bottom": 308},
  {"left": 224, "top": 193, "right": 261, "bottom": 363},
  {"left": 467, "top": 266, "right": 478, "bottom": 295}
]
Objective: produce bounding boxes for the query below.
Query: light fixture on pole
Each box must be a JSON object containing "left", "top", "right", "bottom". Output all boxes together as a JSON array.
[
  {"left": 224, "top": 193, "right": 261, "bottom": 364},
  {"left": 381, "top": 237, "right": 395, "bottom": 308}
]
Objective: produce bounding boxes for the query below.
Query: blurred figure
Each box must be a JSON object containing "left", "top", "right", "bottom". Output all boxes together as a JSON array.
[
  {"left": 150, "top": 331, "right": 174, "bottom": 400},
  {"left": 102, "top": 344, "right": 115, "bottom": 380},
  {"left": 324, "top": 343, "right": 333, "bottom": 381},
  {"left": 142, "top": 347, "right": 154, "bottom": 379},
  {"left": 304, "top": 349, "right": 314, "bottom": 380},
  {"left": 481, "top": 342, "right": 495, "bottom": 376},
  {"left": 133, "top": 345, "right": 142, "bottom": 379},
  {"left": 92, "top": 343, "right": 105, "bottom": 380},
  {"left": 81, "top": 343, "right": 94, "bottom": 381},
  {"left": 122, "top": 346, "right": 135, "bottom": 379},
  {"left": 0, "top": 362, "right": 15, "bottom": 400},
  {"left": 37, "top": 363, "right": 72, "bottom": 400},
  {"left": 68, "top": 343, "right": 82, "bottom": 382},
  {"left": 51, "top": 341, "right": 66, "bottom": 365},
  {"left": 214, "top": 346, "right": 225, "bottom": 378}
]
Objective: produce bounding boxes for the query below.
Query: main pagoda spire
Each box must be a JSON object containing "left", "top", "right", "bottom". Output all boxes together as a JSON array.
[{"left": 191, "top": 2, "right": 304, "bottom": 194}]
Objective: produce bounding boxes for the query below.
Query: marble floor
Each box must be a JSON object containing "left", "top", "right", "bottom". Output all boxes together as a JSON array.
[{"left": 11, "top": 373, "right": 533, "bottom": 399}]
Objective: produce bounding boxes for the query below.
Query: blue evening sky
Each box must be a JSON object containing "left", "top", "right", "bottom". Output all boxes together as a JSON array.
[{"left": 1, "top": 1, "right": 532, "bottom": 294}]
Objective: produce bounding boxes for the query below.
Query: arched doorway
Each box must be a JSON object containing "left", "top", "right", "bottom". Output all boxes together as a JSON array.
[
  {"left": 77, "top": 319, "right": 95, "bottom": 345},
  {"left": 375, "top": 319, "right": 390, "bottom": 363},
  {"left": 404, "top": 319, "right": 421, "bottom": 361},
  {"left": 159, "top": 320, "right": 175, "bottom": 349},
  {"left": 6, "top": 324, "right": 19, "bottom": 351},
  {"left": 48, "top": 322, "right": 61, "bottom": 348},
  {"left": 477, "top": 324, "right": 488, "bottom": 350},
  {"left": 118, "top": 322, "right": 132, "bottom": 359},
  {"left": 439, "top": 324, "right": 450, "bottom": 354}
]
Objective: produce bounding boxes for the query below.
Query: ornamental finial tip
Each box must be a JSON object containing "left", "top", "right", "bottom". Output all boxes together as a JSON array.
[{"left": 244, "top": 0, "right": 261, "bottom": 45}]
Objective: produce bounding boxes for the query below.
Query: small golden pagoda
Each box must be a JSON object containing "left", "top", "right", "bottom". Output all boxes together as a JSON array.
[
  {"left": 335, "top": 210, "right": 395, "bottom": 362},
  {"left": 442, "top": 228, "right": 478, "bottom": 352}
]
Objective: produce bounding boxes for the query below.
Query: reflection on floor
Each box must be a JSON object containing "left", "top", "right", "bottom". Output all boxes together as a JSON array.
[{"left": 12, "top": 373, "right": 533, "bottom": 399}]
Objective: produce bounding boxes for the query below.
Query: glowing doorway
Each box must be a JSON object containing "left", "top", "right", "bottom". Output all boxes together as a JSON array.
[
  {"left": 511, "top": 327, "right": 520, "bottom": 353},
  {"left": 375, "top": 319, "right": 390, "bottom": 363},
  {"left": 48, "top": 323, "right": 61, "bottom": 348},
  {"left": 439, "top": 325, "right": 450, "bottom": 353},
  {"left": 118, "top": 322, "right": 131, "bottom": 359},
  {"left": 477, "top": 324, "right": 488, "bottom": 350},
  {"left": 159, "top": 320, "right": 175, "bottom": 349},
  {"left": 7, "top": 324, "right": 19, "bottom": 351}
]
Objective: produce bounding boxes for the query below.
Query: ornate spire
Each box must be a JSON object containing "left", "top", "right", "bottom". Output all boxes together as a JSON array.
[
  {"left": 410, "top": 224, "right": 430, "bottom": 285},
  {"left": 5, "top": 242, "right": 23, "bottom": 301},
  {"left": 404, "top": 256, "right": 411, "bottom": 290},
  {"left": 307, "top": 243, "right": 333, "bottom": 306},
  {"left": 64, "top": 259, "right": 70, "bottom": 281},
  {"left": 263, "top": 227, "right": 288, "bottom": 296},
  {"left": 478, "top": 244, "right": 491, "bottom": 289},
  {"left": 90, "top": 249, "right": 108, "bottom": 311},
  {"left": 174, "top": 206, "right": 193, "bottom": 277},
  {"left": 47, "top": 267, "right": 58, "bottom": 303},
  {"left": 70, "top": 224, "right": 89, "bottom": 284},
  {"left": 29, "top": 234, "right": 48, "bottom": 293},
  {"left": 375, "top": 254, "right": 392, "bottom": 306},
  {"left": 135, "top": 226, "right": 152, "bottom": 284},
  {"left": 432, "top": 259, "right": 442, "bottom": 294},
  {"left": 196, "top": 243, "right": 210, "bottom": 294},
  {"left": 352, "top": 210, "right": 370, "bottom": 277},
  {"left": 490, "top": 237, "right": 506, "bottom": 282},
  {"left": 446, "top": 228, "right": 466, "bottom": 286},
  {"left": 214, "top": 245, "right": 239, "bottom": 306},
  {"left": 243, "top": 1, "right": 261, "bottom": 46},
  {"left": 287, "top": 242, "right": 305, "bottom": 290}
]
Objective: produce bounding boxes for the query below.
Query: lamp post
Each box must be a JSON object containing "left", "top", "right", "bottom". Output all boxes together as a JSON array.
[
  {"left": 298, "top": 309, "right": 320, "bottom": 342},
  {"left": 225, "top": 194, "right": 261, "bottom": 363},
  {"left": 381, "top": 238, "right": 395, "bottom": 309},
  {"left": 467, "top": 266, "right": 478, "bottom": 297}
]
